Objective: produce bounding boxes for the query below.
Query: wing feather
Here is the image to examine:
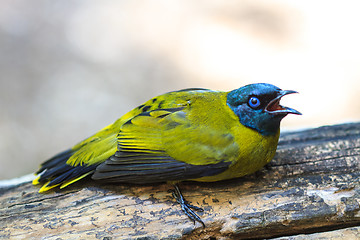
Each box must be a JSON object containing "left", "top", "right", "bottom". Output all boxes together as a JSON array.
[{"left": 92, "top": 107, "right": 236, "bottom": 183}]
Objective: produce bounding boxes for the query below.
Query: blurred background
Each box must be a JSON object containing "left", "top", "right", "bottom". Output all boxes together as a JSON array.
[{"left": 1, "top": 0, "right": 360, "bottom": 180}]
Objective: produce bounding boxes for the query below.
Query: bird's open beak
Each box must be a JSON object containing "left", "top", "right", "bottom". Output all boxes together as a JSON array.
[{"left": 265, "top": 90, "right": 302, "bottom": 115}]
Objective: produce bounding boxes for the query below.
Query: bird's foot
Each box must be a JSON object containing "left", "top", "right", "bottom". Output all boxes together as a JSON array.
[{"left": 172, "top": 184, "right": 205, "bottom": 228}]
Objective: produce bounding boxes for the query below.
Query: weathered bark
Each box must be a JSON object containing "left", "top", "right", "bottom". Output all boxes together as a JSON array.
[{"left": 0, "top": 122, "right": 359, "bottom": 240}]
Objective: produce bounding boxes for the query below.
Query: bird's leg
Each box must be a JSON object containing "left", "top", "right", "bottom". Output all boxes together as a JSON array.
[{"left": 172, "top": 184, "right": 205, "bottom": 228}]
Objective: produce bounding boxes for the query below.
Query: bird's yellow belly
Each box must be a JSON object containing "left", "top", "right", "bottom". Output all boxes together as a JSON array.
[{"left": 192, "top": 126, "right": 280, "bottom": 182}]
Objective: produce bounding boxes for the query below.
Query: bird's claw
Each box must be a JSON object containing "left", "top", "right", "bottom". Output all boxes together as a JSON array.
[{"left": 172, "top": 184, "right": 205, "bottom": 228}]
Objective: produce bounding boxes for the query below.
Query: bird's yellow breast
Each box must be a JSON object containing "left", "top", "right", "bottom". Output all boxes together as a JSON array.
[
  {"left": 181, "top": 91, "right": 280, "bottom": 182},
  {"left": 193, "top": 126, "right": 279, "bottom": 182}
]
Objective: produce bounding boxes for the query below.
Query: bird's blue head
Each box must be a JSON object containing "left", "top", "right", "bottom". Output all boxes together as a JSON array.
[{"left": 227, "top": 83, "right": 301, "bottom": 136}]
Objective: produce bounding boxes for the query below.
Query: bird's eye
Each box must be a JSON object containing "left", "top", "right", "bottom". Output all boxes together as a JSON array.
[{"left": 248, "top": 97, "right": 261, "bottom": 109}]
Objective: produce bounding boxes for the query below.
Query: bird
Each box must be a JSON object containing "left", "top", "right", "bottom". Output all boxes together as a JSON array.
[{"left": 33, "top": 83, "right": 301, "bottom": 227}]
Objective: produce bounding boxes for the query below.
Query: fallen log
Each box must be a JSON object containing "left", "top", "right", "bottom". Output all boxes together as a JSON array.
[{"left": 0, "top": 122, "right": 359, "bottom": 239}]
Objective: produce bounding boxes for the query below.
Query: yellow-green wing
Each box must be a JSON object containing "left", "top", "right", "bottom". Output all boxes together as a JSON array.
[
  {"left": 33, "top": 88, "right": 236, "bottom": 191},
  {"left": 92, "top": 107, "right": 238, "bottom": 183}
]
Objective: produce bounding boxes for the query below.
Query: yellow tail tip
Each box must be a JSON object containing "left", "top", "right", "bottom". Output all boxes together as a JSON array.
[
  {"left": 60, "top": 171, "right": 94, "bottom": 189},
  {"left": 32, "top": 176, "right": 41, "bottom": 185},
  {"left": 38, "top": 182, "right": 60, "bottom": 193}
]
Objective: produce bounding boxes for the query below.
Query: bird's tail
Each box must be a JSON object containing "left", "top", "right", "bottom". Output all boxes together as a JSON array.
[
  {"left": 32, "top": 149, "right": 100, "bottom": 193},
  {"left": 33, "top": 121, "right": 120, "bottom": 193}
]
